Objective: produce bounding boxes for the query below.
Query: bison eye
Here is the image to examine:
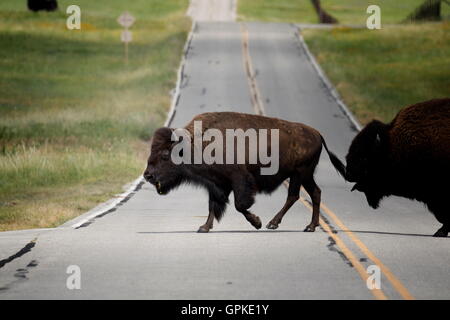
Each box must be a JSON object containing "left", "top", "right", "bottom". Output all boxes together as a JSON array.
[{"left": 161, "top": 149, "right": 170, "bottom": 161}]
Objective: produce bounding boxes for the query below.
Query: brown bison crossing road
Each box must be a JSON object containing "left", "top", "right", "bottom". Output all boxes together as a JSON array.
[{"left": 0, "top": 22, "right": 448, "bottom": 299}]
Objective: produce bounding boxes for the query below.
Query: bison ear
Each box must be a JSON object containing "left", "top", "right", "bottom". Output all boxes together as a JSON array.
[
  {"left": 151, "top": 127, "right": 175, "bottom": 150},
  {"left": 366, "top": 120, "right": 388, "bottom": 154},
  {"left": 153, "top": 127, "right": 174, "bottom": 141}
]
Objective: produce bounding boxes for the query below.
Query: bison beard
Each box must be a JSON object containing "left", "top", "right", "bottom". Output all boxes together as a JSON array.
[
  {"left": 346, "top": 98, "right": 450, "bottom": 237},
  {"left": 144, "top": 112, "right": 346, "bottom": 233}
]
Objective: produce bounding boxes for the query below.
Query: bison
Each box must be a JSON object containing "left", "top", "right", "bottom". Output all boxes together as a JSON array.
[
  {"left": 27, "top": 0, "right": 58, "bottom": 12},
  {"left": 144, "top": 112, "right": 346, "bottom": 233},
  {"left": 346, "top": 98, "right": 450, "bottom": 237}
]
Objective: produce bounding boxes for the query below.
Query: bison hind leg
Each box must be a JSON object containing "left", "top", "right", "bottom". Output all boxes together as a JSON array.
[
  {"left": 303, "top": 178, "right": 321, "bottom": 232},
  {"left": 266, "top": 174, "right": 302, "bottom": 230}
]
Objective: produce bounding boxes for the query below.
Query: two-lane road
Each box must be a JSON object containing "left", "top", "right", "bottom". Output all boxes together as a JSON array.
[{"left": 0, "top": 19, "right": 448, "bottom": 299}]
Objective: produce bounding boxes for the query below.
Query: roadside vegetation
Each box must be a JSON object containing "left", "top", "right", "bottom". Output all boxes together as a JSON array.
[
  {"left": 0, "top": 0, "right": 190, "bottom": 230},
  {"left": 238, "top": 0, "right": 450, "bottom": 124},
  {"left": 304, "top": 23, "right": 450, "bottom": 124}
]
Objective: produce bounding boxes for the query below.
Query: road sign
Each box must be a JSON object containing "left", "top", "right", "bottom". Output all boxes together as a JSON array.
[
  {"left": 121, "top": 30, "right": 132, "bottom": 43},
  {"left": 118, "top": 12, "right": 135, "bottom": 65},
  {"left": 117, "top": 11, "right": 135, "bottom": 28}
]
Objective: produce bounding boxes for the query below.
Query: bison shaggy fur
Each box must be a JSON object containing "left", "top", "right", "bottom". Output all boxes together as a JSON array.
[{"left": 346, "top": 98, "right": 450, "bottom": 237}]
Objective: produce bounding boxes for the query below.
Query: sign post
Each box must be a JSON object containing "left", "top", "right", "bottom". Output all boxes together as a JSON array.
[{"left": 117, "top": 12, "right": 135, "bottom": 64}]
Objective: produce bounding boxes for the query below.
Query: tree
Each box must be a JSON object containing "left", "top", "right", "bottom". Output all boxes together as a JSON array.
[
  {"left": 406, "top": 0, "right": 443, "bottom": 21},
  {"left": 310, "top": 0, "right": 338, "bottom": 24},
  {"left": 27, "top": 0, "right": 58, "bottom": 12}
]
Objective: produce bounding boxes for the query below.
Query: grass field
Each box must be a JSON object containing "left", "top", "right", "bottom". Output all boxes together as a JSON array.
[
  {"left": 303, "top": 22, "right": 450, "bottom": 124},
  {"left": 238, "top": 0, "right": 450, "bottom": 24},
  {"left": 0, "top": 0, "right": 190, "bottom": 230}
]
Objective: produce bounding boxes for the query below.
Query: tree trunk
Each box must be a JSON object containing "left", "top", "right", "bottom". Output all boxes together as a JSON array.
[
  {"left": 27, "top": 0, "right": 58, "bottom": 12},
  {"left": 406, "top": 0, "right": 441, "bottom": 21},
  {"left": 310, "top": 0, "right": 338, "bottom": 24}
]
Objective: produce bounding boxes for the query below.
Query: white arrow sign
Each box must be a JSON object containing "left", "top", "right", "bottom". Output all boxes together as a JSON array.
[{"left": 117, "top": 11, "right": 135, "bottom": 28}]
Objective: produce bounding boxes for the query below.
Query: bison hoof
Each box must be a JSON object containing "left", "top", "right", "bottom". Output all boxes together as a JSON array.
[
  {"left": 433, "top": 229, "right": 448, "bottom": 238},
  {"left": 252, "top": 216, "right": 262, "bottom": 230},
  {"left": 197, "top": 226, "right": 210, "bottom": 233},
  {"left": 303, "top": 225, "right": 316, "bottom": 232},
  {"left": 266, "top": 222, "right": 279, "bottom": 230}
]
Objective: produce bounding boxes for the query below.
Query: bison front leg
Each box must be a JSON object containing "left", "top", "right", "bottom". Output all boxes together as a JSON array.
[
  {"left": 239, "top": 209, "right": 262, "bottom": 230},
  {"left": 303, "top": 178, "right": 321, "bottom": 232},
  {"left": 198, "top": 190, "right": 229, "bottom": 233},
  {"left": 232, "top": 173, "right": 261, "bottom": 230},
  {"left": 198, "top": 211, "right": 215, "bottom": 233},
  {"left": 267, "top": 174, "right": 301, "bottom": 230},
  {"left": 234, "top": 197, "right": 262, "bottom": 230}
]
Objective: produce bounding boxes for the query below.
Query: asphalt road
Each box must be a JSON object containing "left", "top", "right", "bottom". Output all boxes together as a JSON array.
[
  {"left": 187, "top": 0, "right": 236, "bottom": 22},
  {"left": 0, "top": 20, "right": 448, "bottom": 299}
]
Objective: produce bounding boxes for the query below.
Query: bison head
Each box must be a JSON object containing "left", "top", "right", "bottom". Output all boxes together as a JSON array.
[
  {"left": 345, "top": 120, "right": 389, "bottom": 209},
  {"left": 144, "top": 127, "right": 185, "bottom": 195}
]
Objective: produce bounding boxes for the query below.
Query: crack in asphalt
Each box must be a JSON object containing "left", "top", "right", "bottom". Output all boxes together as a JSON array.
[
  {"left": 301, "top": 198, "right": 354, "bottom": 268},
  {"left": 0, "top": 239, "right": 39, "bottom": 293},
  {"left": 0, "top": 259, "right": 39, "bottom": 292},
  {"left": 0, "top": 238, "right": 37, "bottom": 269}
]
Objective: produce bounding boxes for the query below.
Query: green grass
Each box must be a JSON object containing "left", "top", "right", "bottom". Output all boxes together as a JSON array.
[
  {"left": 0, "top": 0, "right": 190, "bottom": 230},
  {"left": 303, "top": 22, "right": 450, "bottom": 124},
  {"left": 238, "top": 0, "right": 450, "bottom": 24}
]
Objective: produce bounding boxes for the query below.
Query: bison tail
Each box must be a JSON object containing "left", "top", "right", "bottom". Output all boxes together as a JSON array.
[{"left": 321, "top": 136, "right": 346, "bottom": 178}]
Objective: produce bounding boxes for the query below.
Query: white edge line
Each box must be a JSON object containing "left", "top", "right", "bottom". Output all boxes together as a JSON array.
[
  {"left": 68, "top": 177, "right": 143, "bottom": 229},
  {"left": 67, "top": 21, "right": 197, "bottom": 229},
  {"left": 294, "top": 25, "right": 362, "bottom": 131}
]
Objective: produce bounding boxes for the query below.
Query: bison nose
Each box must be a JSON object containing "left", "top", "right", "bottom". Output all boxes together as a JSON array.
[{"left": 144, "top": 172, "right": 155, "bottom": 183}]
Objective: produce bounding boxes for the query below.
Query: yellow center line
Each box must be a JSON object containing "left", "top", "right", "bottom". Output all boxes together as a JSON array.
[
  {"left": 299, "top": 197, "right": 387, "bottom": 300},
  {"left": 240, "top": 23, "right": 265, "bottom": 115},
  {"left": 315, "top": 198, "right": 415, "bottom": 300}
]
